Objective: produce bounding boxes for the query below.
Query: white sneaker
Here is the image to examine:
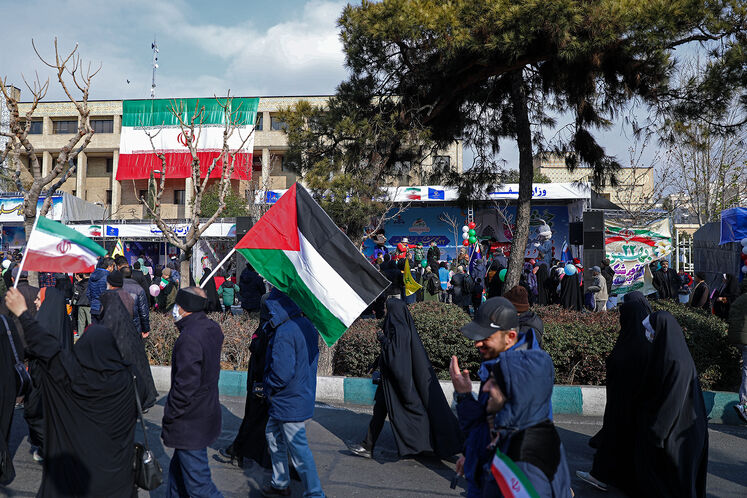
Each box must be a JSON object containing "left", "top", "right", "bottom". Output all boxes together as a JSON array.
[
  {"left": 32, "top": 448, "right": 43, "bottom": 463},
  {"left": 734, "top": 403, "right": 747, "bottom": 424},
  {"left": 576, "top": 470, "right": 607, "bottom": 491}
]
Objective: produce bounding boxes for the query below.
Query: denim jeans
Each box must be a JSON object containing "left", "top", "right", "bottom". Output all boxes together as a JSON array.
[
  {"left": 740, "top": 345, "right": 747, "bottom": 405},
  {"left": 167, "top": 448, "right": 223, "bottom": 498},
  {"left": 265, "top": 417, "right": 325, "bottom": 497}
]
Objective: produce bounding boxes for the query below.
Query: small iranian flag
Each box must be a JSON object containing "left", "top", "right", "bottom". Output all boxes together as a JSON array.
[
  {"left": 491, "top": 448, "right": 540, "bottom": 498},
  {"left": 235, "top": 183, "right": 391, "bottom": 346},
  {"left": 21, "top": 217, "right": 107, "bottom": 273}
]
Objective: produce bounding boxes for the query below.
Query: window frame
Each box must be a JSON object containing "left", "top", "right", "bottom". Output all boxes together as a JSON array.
[
  {"left": 52, "top": 119, "right": 79, "bottom": 134},
  {"left": 91, "top": 118, "right": 114, "bottom": 134},
  {"left": 174, "top": 189, "right": 186, "bottom": 205}
]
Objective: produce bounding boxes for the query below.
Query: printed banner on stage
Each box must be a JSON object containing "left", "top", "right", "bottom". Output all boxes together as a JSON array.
[
  {"left": 605, "top": 219, "right": 672, "bottom": 295},
  {"left": 0, "top": 195, "right": 63, "bottom": 222}
]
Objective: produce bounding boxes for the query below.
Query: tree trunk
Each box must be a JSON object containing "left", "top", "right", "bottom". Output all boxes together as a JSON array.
[
  {"left": 180, "top": 253, "right": 191, "bottom": 289},
  {"left": 504, "top": 70, "right": 533, "bottom": 293},
  {"left": 317, "top": 335, "right": 334, "bottom": 376},
  {"left": 23, "top": 212, "right": 40, "bottom": 288}
]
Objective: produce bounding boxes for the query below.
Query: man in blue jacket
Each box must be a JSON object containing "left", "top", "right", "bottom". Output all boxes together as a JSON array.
[
  {"left": 262, "top": 289, "right": 325, "bottom": 497},
  {"left": 86, "top": 257, "right": 114, "bottom": 323},
  {"left": 162, "top": 287, "right": 224, "bottom": 497},
  {"left": 449, "top": 297, "right": 542, "bottom": 498}
]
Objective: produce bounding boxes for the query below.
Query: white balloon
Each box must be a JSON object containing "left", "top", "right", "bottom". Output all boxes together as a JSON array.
[
  {"left": 742, "top": 265, "right": 747, "bottom": 274},
  {"left": 742, "top": 246, "right": 747, "bottom": 255},
  {"left": 741, "top": 237, "right": 747, "bottom": 247},
  {"left": 462, "top": 232, "right": 469, "bottom": 240},
  {"left": 462, "top": 226, "right": 470, "bottom": 233}
]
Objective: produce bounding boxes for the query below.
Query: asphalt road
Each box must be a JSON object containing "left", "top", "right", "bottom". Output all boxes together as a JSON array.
[{"left": 2, "top": 396, "right": 746, "bottom": 497}]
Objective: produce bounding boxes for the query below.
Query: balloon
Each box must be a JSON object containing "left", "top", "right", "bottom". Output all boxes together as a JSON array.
[
  {"left": 397, "top": 243, "right": 406, "bottom": 252},
  {"left": 499, "top": 269, "right": 507, "bottom": 282},
  {"left": 743, "top": 265, "right": 747, "bottom": 274},
  {"left": 469, "top": 236, "right": 477, "bottom": 244},
  {"left": 462, "top": 226, "right": 470, "bottom": 233},
  {"left": 468, "top": 222, "right": 476, "bottom": 230},
  {"left": 743, "top": 246, "right": 747, "bottom": 255},
  {"left": 742, "top": 237, "right": 747, "bottom": 247},
  {"left": 149, "top": 284, "right": 161, "bottom": 297},
  {"left": 463, "top": 239, "right": 470, "bottom": 246},
  {"left": 462, "top": 232, "right": 470, "bottom": 240},
  {"left": 468, "top": 229, "right": 476, "bottom": 236},
  {"left": 420, "top": 259, "right": 427, "bottom": 268},
  {"left": 564, "top": 264, "right": 577, "bottom": 276}
]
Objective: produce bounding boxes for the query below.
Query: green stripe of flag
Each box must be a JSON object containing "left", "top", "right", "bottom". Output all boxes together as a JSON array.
[
  {"left": 495, "top": 450, "right": 541, "bottom": 498},
  {"left": 237, "top": 247, "right": 347, "bottom": 346},
  {"left": 122, "top": 98, "right": 259, "bottom": 127},
  {"left": 36, "top": 216, "right": 107, "bottom": 257}
]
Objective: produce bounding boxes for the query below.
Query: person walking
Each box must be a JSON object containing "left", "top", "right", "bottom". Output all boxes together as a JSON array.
[
  {"left": 713, "top": 273, "right": 739, "bottom": 320},
  {"left": 156, "top": 267, "right": 178, "bottom": 314},
  {"left": 87, "top": 257, "right": 114, "bottom": 323},
  {"left": 4, "top": 287, "right": 139, "bottom": 497},
  {"left": 347, "top": 299, "right": 462, "bottom": 460},
  {"left": 451, "top": 266, "right": 471, "bottom": 313},
  {"left": 422, "top": 266, "right": 441, "bottom": 302},
  {"left": 653, "top": 260, "right": 679, "bottom": 301},
  {"left": 438, "top": 262, "right": 450, "bottom": 303},
  {"left": 162, "top": 288, "right": 224, "bottom": 498},
  {"left": 587, "top": 266, "right": 609, "bottom": 311},
  {"left": 131, "top": 261, "right": 152, "bottom": 296},
  {"left": 239, "top": 264, "right": 266, "bottom": 313},
  {"left": 121, "top": 266, "right": 151, "bottom": 338},
  {"left": 72, "top": 273, "right": 91, "bottom": 334},
  {"left": 217, "top": 277, "right": 240, "bottom": 315},
  {"left": 729, "top": 283, "right": 747, "bottom": 423},
  {"left": 689, "top": 272, "right": 710, "bottom": 310},
  {"left": 262, "top": 289, "right": 325, "bottom": 497}
]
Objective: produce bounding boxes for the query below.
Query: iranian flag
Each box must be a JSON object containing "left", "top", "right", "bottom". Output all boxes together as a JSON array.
[
  {"left": 117, "top": 98, "right": 259, "bottom": 181},
  {"left": 235, "top": 183, "right": 391, "bottom": 346},
  {"left": 20, "top": 217, "right": 107, "bottom": 273},
  {"left": 491, "top": 447, "right": 540, "bottom": 498}
]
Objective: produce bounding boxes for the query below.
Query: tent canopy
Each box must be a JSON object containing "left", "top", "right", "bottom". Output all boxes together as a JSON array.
[{"left": 720, "top": 207, "right": 747, "bottom": 245}]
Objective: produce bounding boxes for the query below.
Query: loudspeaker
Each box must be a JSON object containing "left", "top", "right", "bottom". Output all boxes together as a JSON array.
[
  {"left": 583, "top": 249, "right": 604, "bottom": 270},
  {"left": 236, "top": 216, "right": 253, "bottom": 241},
  {"left": 583, "top": 211, "right": 604, "bottom": 232},
  {"left": 583, "top": 231, "right": 605, "bottom": 250},
  {"left": 569, "top": 222, "right": 583, "bottom": 245}
]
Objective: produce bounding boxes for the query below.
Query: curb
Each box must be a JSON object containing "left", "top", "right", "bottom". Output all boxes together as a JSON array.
[{"left": 149, "top": 366, "right": 744, "bottom": 425}]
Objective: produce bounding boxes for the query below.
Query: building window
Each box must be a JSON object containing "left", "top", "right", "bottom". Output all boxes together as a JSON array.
[
  {"left": 106, "top": 190, "right": 112, "bottom": 204},
  {"left": 139, "top": 189, "right": 147, "bottom": 201},
  {"left": 252, "top": 155, "right": 263, "bottom": 171},
  {"left": 105, "top": 157, "right": 113, "bottom": 173},
  {"left": 270, "top": 115, "right": 287, "bottom": 131},
  {"left": 72, "top": 190, "right": 76, "bottom": 197},
  {"left": 29, "top": 120, "right": 43, "bottom": 134},
  {"left": 91, "top": 118, "right": 113, "bottom": 134},
  {"left": 174, "top": 190, "right": 185, "bottom": 205},
  {"left": 255, "top": 113, "right": 263, "bottom": 131},
  {"left": 434, "top": 155, "right": 450, "bottom": 169},
  {"left": 52, "top": 119, "right": 78, "bottom": 134}
]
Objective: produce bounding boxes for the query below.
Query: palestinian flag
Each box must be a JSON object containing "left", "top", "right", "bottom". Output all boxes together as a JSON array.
[
  {"left": 491, "top": 447, "right": 540, "bottom": 498},
  {"left": 235, "top": 183, "right": 391, "bottom": 346},
  {"left": 117, "top": 98, "right": 259, "bottom": 180},
  {"left": 21, "top": 217, "right": 107, "bottom": 273}
]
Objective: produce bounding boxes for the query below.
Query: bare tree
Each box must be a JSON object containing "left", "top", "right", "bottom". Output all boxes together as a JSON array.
[
  {"left": 439, "top": 211, "right": 463, "bottom": 259},
  {"left": 138, "top": 93, "right": 253, "bottom": 288},
  {"left": 0, "top": 38, "right": 97, "bottom": 238}
]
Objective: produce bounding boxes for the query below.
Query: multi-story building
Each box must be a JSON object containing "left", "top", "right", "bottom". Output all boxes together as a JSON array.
[
  {"left": 534, "top": 154, "right": 655, "bottom": 211},
  {"left": 14, "top": 95, "right": 463, "bottom": 220}
]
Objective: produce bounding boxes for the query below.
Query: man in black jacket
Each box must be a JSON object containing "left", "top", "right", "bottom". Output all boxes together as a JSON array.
[
  {"left": 131, "top": 261, "right": 152, "bottom": 296},
  {"left": 239, "top": 264, "right": 265, "bottom": 313},
  {"left": 121, "top": 266, "right": 151, "bottom": 338},
  {"left": 162, "top": 287, "right": 224, "bottom": 497},
  {"left": 654, "top": 260, "right": 680, "bottom": 301}
]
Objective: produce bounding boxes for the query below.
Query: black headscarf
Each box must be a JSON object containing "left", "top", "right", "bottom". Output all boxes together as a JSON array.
[
  {"left": 99, "top": 291, "right": 157, "bottom": 409},
  {"left": 54, "top": 273, "right": 74, "bottom": 301},
  {"left": 559, "top": 273, "right": 583, "bottom": 310},
  {"left": 37, "top": 287, "right": 73, "bottom": 352},
  {"left": 21, "top": 316, "right": 137, "bottom": 498},
  {"left": 635, "top": 311, "right": 708, "bottom": 498},
  {"left": 201, "top": 268, "right": 222, "bottom": 312},
  {"left": 378, "top": 298, "right": 463, "bottom": 458},
  {"left": 589, "top": 291, "right": 653, "bottom": 494}
]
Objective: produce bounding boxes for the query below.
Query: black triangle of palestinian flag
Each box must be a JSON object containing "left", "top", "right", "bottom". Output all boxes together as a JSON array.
[{"left": 236, "top": 183, "right": 392, "bottom": 345}]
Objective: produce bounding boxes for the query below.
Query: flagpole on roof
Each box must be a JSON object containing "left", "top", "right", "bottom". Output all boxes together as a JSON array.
[
  {"left": 199, "top": 248, "right": 236, "bottom": 289},
  {"left": 14, "top": 216, "right": 40, "bottom": 289}
]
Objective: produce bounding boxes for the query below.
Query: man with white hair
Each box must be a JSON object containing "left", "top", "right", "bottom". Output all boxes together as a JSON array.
[{"left": 586, "top": 266, "right": 608, "bottom": 312}]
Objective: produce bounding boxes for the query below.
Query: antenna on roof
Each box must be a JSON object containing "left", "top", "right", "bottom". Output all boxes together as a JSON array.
[{"left": 151, "top": 36, "right": 159, "bottom": 98}]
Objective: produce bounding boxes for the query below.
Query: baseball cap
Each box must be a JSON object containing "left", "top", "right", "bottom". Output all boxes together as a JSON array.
[
  {"left": 591, "top": 266, "right": 601, "bottom": 273},
  {"left": 460, "top": 297, "right": 519, "bottom": 341}
]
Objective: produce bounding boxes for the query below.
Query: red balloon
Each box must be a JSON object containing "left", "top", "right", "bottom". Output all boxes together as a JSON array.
[
  {"left": 468, "top": 222, "right": 476, "bottom": 230},
  {"left": 463, "top": 239, "right": 470, "bottom": 246}
]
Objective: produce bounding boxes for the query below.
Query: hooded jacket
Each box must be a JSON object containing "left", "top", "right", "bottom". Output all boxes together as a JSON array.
[
  {"left": 86, "top": 268, "right": 109, "bottom": 315},
  {"left": 239, "top": 267, "right": 266, "bottom": 312},
  {"left": 263, "top": 289, "right": 319, "bottom": 422},
  {"left": 218, "top": 280, "right": 240, "bottom": 307},
  {"left": 162, "top": 311, "right": 224, "bottom": 450},
  {"left": 123, "top": 278, "right": 150, "bottom": 334}
]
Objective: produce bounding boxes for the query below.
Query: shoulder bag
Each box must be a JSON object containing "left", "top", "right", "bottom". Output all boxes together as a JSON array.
[
  {"left": 2, "top": 315, "right": 31, "bottom": 398},
  {"left": 132, "top": 376, "right": 163, "bottom": 490}
]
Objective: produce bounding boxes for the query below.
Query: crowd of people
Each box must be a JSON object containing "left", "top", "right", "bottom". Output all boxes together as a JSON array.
[{"left": 0, "top": 239, "right": 746, "bottom": 497}]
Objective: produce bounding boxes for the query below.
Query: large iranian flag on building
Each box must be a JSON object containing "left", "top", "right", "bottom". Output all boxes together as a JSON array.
[
  {"left": 21, "top": 216, "right": 107, "bottom": 273},
  {"left": 235, "top": 183, "right": 391, "bottom": 346},
  {"left": 117, "top": 98, "right": 259, "bottom": 180}
]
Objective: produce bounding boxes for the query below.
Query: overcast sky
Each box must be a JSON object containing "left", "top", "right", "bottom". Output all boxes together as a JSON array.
[{"left": 1, "top": 0, "right": 648, "bottom": 170}]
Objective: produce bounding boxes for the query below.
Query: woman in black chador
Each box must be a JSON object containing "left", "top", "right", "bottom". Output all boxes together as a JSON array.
[
  {"left": 578, "top": 291, "right": 653, "bottom": 494},
  {"left": 5, "top": 288, "right": 139, "bottom": 497},
  {"left": 99, "top": 290, "right": 158, "bottom": 410},
  {"left": 348, "top": 298, "right": 463, "bottom": 459},
  {"left": 559, "top": 271, "right": 583, "bottom": 311},
  {"left": 635, "top": 311, "right": 708, "bottom": 498}
]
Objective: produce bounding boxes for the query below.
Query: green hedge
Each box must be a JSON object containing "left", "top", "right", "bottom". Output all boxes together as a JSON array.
[{"left": 143, "top": 300, "right": 739, "bottom": 391}]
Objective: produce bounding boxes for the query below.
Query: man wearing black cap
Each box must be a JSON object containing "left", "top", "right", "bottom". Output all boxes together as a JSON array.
[
  {"left": 689, "top": 271, "right": 710, "bottom": 310},
  {"left": 449, "top": 297, "right": 542, "bottom": 498},
  {"left": 162, "top": 287, "right": 224, "bottom": 497}
]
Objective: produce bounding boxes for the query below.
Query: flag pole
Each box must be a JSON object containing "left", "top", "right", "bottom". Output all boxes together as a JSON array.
[
  {"left": 199, "top": 248, "right": 236, "bottom": 289},
  {"left": 14, "top": 216, "right": 40, "bottom": 289}
]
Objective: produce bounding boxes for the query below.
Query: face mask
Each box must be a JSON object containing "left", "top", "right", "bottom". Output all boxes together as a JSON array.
[
  {"left": 642, "top": 315, "right": 655, "bottom": 343},
  {"left": 172, "top": 305, "right": 183, "bottom": 322}
]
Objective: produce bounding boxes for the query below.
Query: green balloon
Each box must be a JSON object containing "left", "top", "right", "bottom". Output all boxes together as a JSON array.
[
  {"left": 499, "top": 269, "right": 507, "bottom": 282},
  {"left": 468, "top": 229, "right": 476, "bottom": 236},
  {"left": 420, "top": 259, "right": 427, "bottom": 268},
  {"left": 468, "top": 235, "right": 477, "bottom": 244}
]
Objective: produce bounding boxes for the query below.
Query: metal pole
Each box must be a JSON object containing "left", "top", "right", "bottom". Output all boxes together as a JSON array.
[{"left": 200, "top": 248, "right": 236, "bottom": 289}]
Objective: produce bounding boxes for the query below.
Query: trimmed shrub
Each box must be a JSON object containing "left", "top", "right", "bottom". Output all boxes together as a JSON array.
[{"left": 333, "top": 318, "right": 380, "bottom": 377}]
